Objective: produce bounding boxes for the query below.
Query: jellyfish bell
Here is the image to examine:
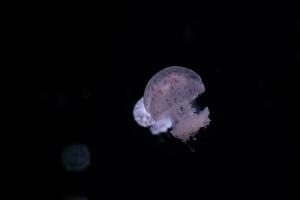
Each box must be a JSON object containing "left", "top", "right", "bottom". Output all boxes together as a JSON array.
[
  {"left": 144, "top": 66, "right": 210, "bottom": 142},
  {"left": 143, "top": 66, "right": 205, "bottom": 117},
  {"left": 133, "top": 66, "right": 210, "bottom": 142}
]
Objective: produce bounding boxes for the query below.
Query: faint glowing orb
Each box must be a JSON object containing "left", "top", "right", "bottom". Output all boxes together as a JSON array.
[
  {"left": 62, "top": 196, "right": 88, "bottom": 200},
  {"left": 62, "top": 144, "right": 90, "bottom": 172}
]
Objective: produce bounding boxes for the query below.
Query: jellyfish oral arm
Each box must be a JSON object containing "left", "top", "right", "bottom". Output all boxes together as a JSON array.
[
  {"left": 149, "top": 117, "right": 172, "bottom": 135},
  {"left": 171, "top": 106, "right": 210, "bottom": 142}
]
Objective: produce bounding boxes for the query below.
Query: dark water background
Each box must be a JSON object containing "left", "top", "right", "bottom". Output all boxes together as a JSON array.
[{"left": 24, "top": 2, "right": 293, "bottom": 199}]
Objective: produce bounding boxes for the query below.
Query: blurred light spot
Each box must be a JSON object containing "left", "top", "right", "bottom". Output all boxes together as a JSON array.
[
  {"left": 62, "top": 144, "right": 90, "bottom": 172},
  {"left": 62, "top": 195, "right": 88, "bottom": 200}
]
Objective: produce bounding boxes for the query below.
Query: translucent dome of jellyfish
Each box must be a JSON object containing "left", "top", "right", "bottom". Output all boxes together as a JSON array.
[{"left": 133, "top": 66, "right": 210, "bottom": 142}]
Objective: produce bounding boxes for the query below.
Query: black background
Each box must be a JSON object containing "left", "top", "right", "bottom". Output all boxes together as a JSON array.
[{"left": 26, "top": 1, "right": 293, "bottom": 199}]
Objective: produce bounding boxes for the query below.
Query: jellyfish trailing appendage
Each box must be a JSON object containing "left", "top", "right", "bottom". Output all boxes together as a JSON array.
[{"left": 133, "top": 66, "right": 210, "bottom": 142}]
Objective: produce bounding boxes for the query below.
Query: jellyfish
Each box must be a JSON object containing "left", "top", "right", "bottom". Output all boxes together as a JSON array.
[
  {"left": 62, "top": 144, "right": 90, "bottom": 172},
  {"left": 133, "top": 66, "right": 210, "bottom": 142}
]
